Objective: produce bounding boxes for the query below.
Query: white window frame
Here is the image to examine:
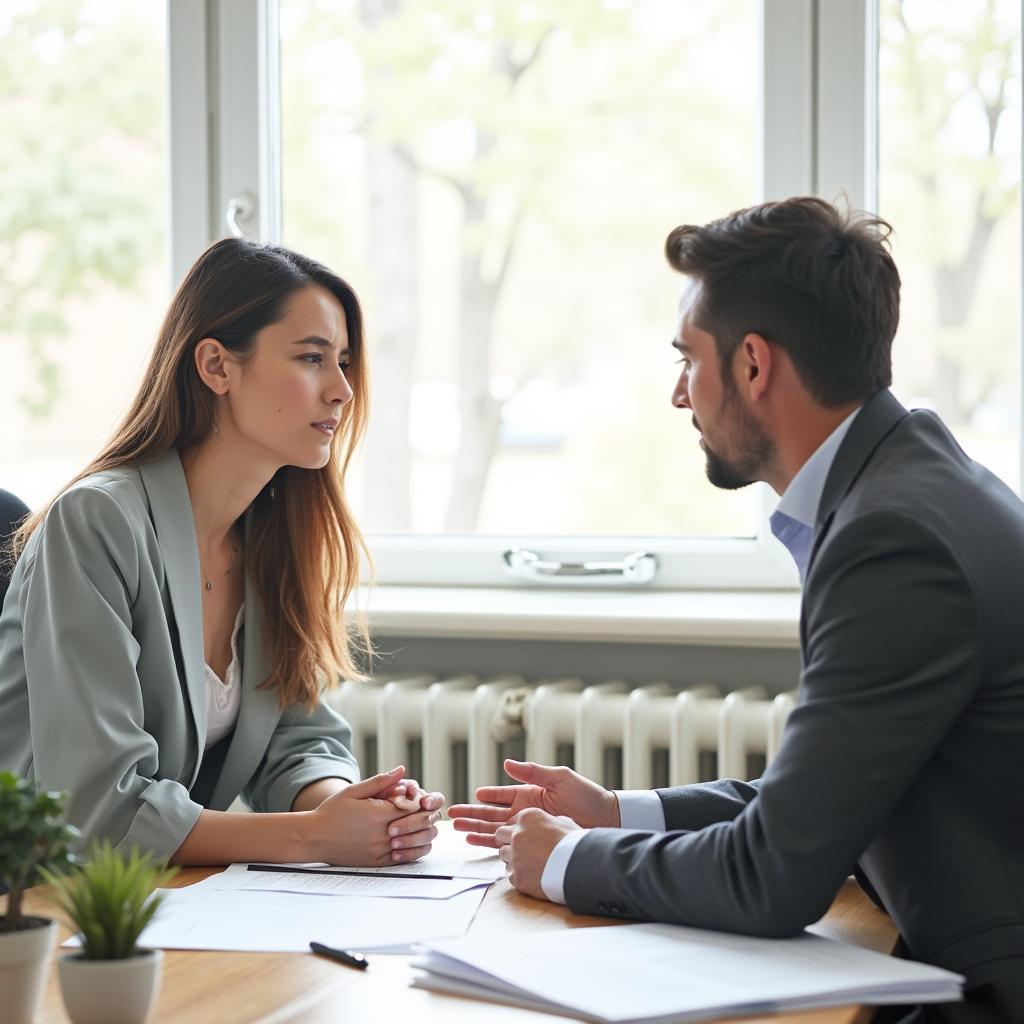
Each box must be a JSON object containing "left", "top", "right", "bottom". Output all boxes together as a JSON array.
[{"left": 167, "top": 0, "right": 881, "bottom": 592}]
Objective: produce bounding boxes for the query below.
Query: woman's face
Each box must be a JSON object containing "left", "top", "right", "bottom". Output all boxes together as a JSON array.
[{"left": 219, "top": 284, "right": 353, "bottom": 472}]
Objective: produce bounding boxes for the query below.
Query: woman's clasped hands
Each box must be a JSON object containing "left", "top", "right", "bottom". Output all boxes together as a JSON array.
[{"left": 306, "top": 765, "right": 445, "bottom": 867}]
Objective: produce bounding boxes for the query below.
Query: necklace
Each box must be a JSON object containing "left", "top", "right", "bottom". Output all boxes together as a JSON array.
[{"left": 202, "top": 544, "right": 239, "bottom": 593}]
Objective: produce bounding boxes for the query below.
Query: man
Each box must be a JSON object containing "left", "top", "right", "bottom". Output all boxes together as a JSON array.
[{"left": 449, "top": 197, "right": 1024, "bottom": 1023}]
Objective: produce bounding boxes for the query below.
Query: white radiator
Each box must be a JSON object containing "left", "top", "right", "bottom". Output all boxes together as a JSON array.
[{"left": 327, "top": 675, "right": 797, "bottom": 813}]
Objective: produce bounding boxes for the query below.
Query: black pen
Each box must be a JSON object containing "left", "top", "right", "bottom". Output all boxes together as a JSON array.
[
  {"left": 247, "top": 863, "right": 455, "bottom": 882},
  {"left": 310, "top": 941, "right": 369, "bottom": 970}
]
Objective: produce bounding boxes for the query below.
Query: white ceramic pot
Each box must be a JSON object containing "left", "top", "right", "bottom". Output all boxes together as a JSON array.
[
  {"left": 0, "top": 917, "right": 58, "bottom": 1024},
  {"left": 58, "top": 948, "right": 164, "bottom": 1024}
]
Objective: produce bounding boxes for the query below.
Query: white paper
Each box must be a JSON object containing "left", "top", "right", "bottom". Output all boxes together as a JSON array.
[
  {"left": 212, "top": 826, "right": 502, "bottom": 885},
  {"left": 65, "top": 884, "right": 487, "bottom": 955},
  {"left": 211, "top": 862, "right": 486, "bottom": 899},
  {"left": 337, "top": 825, "right": 504, "bottom": 881},
  {"left": 412, "top": 922, "right": 963, "bottom": 1023}
]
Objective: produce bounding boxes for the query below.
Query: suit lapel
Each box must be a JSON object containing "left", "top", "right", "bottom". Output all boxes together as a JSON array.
[
  {"left": 138, "top": 451, "right": 206, "bottom": 784},
  {"left": 209, "top": 508, "right": 282, "bottom": 810},
  {"left": 806, "top": 389, "right": 909, "bottom": 580}
]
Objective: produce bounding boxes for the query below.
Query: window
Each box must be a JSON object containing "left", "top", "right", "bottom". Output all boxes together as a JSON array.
[
  {"left": 878, "top": 0, "right": 1021, "bottom": 490},
  {"left": 10, "top": 2, "right": 1020, "bottom": 593},
  {"left": 1, "top": 0, "right": 168, "bottom": 509},
  {"left": 279, "top": 1, "right": 766, "bottom": 570}
]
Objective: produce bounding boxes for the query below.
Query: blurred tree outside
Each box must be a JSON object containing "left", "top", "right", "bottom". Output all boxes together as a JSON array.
[
  {"left": 0, "top": 0, "right": 164, "bottom": 421},
  {"left": 880, "top": 0, "right": 1020, "bottom": 436},
  {"left": 8, "top": 1, "right": 1016, "bottom": 531},
  {"left": 282, "top": 0, "right": 760, "bottom": 537}
]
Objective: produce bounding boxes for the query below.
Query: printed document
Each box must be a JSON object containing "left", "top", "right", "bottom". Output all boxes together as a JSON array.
[
  {"left": 412, "top": 922, "right": 963, "bottom": 1022},
  {"left": 211, "top": 861, "right": 486, "bottom": 899},
  {"left": 66, "top": 884, "right": 487, "bottom": 954}
]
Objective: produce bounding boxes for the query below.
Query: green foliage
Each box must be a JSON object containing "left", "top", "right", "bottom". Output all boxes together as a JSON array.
[
  {"left": 41, "top": 841, "right": 177, "bottom": 960},
  {"left": 0, "top": 770, "right": 78, "bottom": 932},
  {"left": 0, "top": 0, "right": 164, "bottom": 416}
]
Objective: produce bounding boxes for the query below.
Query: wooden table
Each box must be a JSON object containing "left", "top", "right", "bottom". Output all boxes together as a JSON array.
[{"left": 22, "top": 847, "right": 897, "bottom": 1024}]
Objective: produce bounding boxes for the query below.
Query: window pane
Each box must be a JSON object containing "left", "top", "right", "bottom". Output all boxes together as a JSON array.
[
  {"left": 879, "top": 0, "right": 1021, "bottom": 491},
  {"left": 0, "top": 0, "right": 168, "bottom": 509},
  {"left": 281, "top": 0, "right": 761, "bottom": 537}
]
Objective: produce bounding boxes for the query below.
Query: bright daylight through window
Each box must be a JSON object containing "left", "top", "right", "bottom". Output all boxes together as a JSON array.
[
  {"left": 2, "top": 0, "right": 168, "bottom": 509},
  {"left": 280, "top": 0, "right": 761, "bottom": 541},
  {"left": 0, "top": 0, "right": 1020, "bottom": 593},
  {"left": 879, "top": 0, "right": 1021, "bottom": 491}
]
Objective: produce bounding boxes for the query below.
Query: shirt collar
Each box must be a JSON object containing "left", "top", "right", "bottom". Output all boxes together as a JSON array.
[{"left": 775, "top": 405, "right": 862, "bottom": 530}]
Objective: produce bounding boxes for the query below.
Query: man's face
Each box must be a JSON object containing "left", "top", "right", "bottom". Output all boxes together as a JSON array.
[{"left": 670, "top": 283, "right": 773, "bottom": 490}]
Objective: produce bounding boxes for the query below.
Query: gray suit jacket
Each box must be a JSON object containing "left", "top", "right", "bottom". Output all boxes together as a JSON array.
[
  {"left": 564, "top": 390, "right": 1024, "bottom": 1022},
  {"left": 0, "top": 451, "right": 359, "bottom": 860}
]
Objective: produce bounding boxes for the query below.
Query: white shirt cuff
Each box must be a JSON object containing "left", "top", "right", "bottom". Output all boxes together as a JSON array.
[
  {"left": 615, "top": 790, "right": 667, "bottom": 831},
  {"left": 539, "top": 830, "right": 589, "bottom": 905}
]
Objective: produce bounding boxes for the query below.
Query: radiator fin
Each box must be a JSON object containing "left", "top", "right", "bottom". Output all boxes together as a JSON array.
[{"left": 329, "top": 675, "right": 797, "bottom": 811}]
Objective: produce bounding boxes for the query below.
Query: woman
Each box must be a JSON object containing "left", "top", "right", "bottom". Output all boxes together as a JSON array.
[{"left": 0, "top": 238, "right": 442, "bottom": 866}]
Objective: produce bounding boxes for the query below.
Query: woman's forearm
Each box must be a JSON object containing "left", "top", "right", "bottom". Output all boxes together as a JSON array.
[
  {"left": 290, "top": 777, "right": 350, "bottom": 812},
  {"left": 170, "top": 807, "right": 314, "bottom": 866}
]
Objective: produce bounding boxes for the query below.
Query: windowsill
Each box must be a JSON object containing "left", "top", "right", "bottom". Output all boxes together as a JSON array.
[{"left": 358, "top": 586, "right": 801, "bottom": 648}]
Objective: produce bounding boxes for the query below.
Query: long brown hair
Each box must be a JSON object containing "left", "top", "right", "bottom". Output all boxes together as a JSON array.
[{"left": 14, "top": 237, "right": 370, "bottom": 709}]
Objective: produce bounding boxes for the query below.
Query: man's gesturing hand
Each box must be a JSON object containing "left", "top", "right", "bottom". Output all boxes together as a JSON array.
[
  {"left": 494, "top": 808, "right": 581, "bottom": 900},
  {"left": 448, "top": 758, "right": 619, "bottom": 847}
]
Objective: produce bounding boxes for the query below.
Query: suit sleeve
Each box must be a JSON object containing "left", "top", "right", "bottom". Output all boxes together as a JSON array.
[
  {"left": 656, "top": 778, "right": 761, "bottom": 830},
  {"left": 242, "top": 697, "right": 360, "bottom": 812},
  {"left": 563, "top": 511, "right": 981, "bottom": 936},
  {"left": 21, "top": 486, "right": 203, "bottom": 859}
]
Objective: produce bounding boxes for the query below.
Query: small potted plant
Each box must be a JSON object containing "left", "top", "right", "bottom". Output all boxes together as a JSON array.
[
  {"left": 0, "top": 770, "right": 79, "bottom": 1024},
  {"left": 42, "top": 841, "right": 177, "bottom": 1024}
]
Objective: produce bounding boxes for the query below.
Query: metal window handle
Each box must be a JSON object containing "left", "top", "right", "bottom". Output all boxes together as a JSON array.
[
  {"left": 225, "top": 193, "right": 256, "bottom": 238},
  {"left": 502, "top": 547, "right": 658, "bottom": 585}
]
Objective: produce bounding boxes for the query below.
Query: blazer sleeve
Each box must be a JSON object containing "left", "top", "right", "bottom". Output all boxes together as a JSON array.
[
  {"left": 20, "top": 485, "right": 203, "bottom": 859},
  {"left": 657, "top": 778, "right": 761, "bottom": 831},
  {"left": 242, "top": 697, "right": 360, "bottom": 813},
  {"left": 563, "top": 510, "right": 982, "bottom": 936}
]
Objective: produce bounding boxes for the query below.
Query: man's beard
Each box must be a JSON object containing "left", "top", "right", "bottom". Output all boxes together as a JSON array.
[{"left": 698, "top": 387, "right": 773, "bottom": 491}]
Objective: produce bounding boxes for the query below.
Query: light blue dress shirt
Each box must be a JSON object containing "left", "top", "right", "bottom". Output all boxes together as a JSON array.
[{"left": 538, "top": 406, "right": 863, "bottom": 904}]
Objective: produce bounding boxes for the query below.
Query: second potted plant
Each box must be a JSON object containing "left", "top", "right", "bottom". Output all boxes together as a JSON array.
[
  {"left": 43, "top": 841, "right": 177, "bottom": 1024},
  {"left": 0, "top": 770, "right": 78, "bottom": 1024}
]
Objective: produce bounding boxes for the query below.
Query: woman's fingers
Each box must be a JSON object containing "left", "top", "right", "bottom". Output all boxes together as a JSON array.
[
  {"left": 419, "top": 791, "right": 445, "bottom": 812},
  {"left": 389, "top": 792, "right": 422, "bottom": 812},
  {"left": 343, "top": 766, "right": 405, "bottom": 799},
  {"left": 389, "top": 808, "right": 441, "bottom": 838},
  {"left": 448, "top": 803, "right": 512, "bottom": 823},
  {"left": 390, "top": 824, "right": 439, "bottom": 861}
]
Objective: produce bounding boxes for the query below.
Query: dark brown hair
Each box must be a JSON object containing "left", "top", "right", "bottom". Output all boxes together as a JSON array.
[
  {"left": 665, "top": 196, "right": 900, "bottom": 406},
  {"left": 15, "top": 237, "right": 370, "bottom": 710}
]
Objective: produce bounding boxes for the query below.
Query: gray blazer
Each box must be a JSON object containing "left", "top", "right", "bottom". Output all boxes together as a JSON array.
[
  {"left": 563, "top": 390, "right": 1024, "bottom": 1023},
  {"left": 0, "top": 451, "right": 359, "bottom": 860}
]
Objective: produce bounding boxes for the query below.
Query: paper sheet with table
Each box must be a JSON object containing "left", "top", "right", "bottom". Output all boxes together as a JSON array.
[
  {"left": 412, "top": 922, "right": 964, "bottom": 1023},
  {"left": 62, "top": 827, "right": 501, "bottom": 954}
]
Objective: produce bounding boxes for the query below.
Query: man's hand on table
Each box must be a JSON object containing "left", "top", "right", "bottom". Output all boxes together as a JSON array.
[{"left": 494, "top": 808, "right": 582, "bottom": 900}]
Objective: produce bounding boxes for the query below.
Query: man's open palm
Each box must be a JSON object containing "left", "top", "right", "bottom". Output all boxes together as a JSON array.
[{"left": 448, "top": 759, "right": 619, "bottom": 848}]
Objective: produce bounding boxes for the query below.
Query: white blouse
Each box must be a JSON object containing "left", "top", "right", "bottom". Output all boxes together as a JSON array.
[{"left": 204, "top": 602, "right": 244, "bottom": 749}]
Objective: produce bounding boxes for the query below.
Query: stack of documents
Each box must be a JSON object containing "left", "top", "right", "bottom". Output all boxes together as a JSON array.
[
  {"left": 412, "top": 922, "right": 963, "bottom": 1022},
  {"left": 64, "top": 828, "right": 502, "bottom": 955}
]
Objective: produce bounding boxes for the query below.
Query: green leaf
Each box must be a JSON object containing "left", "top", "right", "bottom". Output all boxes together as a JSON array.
[
  {"left": 0, "top": 771, "right": 77, "bottom": 932},
  {"left": 40, "top": 840, "right": 177, "bottom": 958}
]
